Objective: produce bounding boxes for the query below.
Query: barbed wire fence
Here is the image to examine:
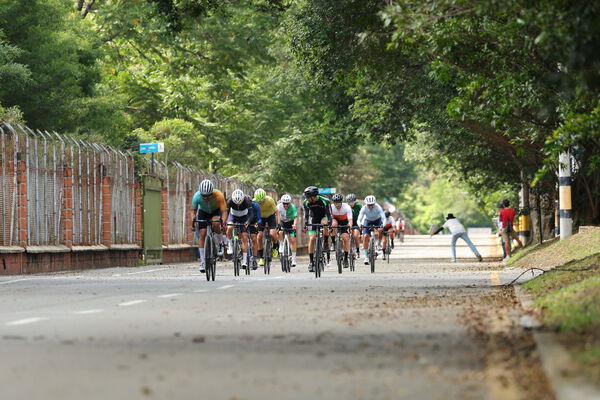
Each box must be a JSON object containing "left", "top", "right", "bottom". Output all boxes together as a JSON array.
[{"left": 1, "top": 122, "right": 308, "bottom": 252}]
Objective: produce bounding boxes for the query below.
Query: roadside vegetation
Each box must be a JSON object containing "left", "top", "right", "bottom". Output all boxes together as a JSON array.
[{"left": 514, "top": 228, "right": 600, "bottom": 383}]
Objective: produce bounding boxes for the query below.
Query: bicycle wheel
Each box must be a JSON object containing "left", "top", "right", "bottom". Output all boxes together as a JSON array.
[
  {"left": 233, "top": 236, "right": 240, "bottom": 276},
  {"left": 314, "top": 232, "right": 322, "bottom": 278},
  {"left": 369, "top": 236, "right": 376, "bottom": 273},
  {"left": 204, "top": 233, "right": 213, "bottom": 281},
  {"left": 386, "top": 245, "right": 391, "bottom": 264},
  {"left": 263, "top": 235, "right": 271, "bottom": 275},
  {"left": 336, "top": 234, "right": 343, "bottom": 274},
  {"left": 349, "top": 235, "right": 356, "bottom": 272},
  {"left": 282, "top": 236, "right": 291, "bottom": 273}
]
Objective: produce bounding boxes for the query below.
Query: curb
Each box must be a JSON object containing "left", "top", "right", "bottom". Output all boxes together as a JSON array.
[{"left": 514, "top": 286, "right": 600, "bottom": 400}]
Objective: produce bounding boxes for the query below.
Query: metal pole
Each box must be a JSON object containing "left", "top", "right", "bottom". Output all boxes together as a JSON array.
[{"left": 559, "top": 151, "right": 573, "bottom": 239}]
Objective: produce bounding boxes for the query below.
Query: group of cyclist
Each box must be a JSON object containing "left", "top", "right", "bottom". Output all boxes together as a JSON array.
[{"left": 191, "top": 179, "right": 404, "bottom": 274}]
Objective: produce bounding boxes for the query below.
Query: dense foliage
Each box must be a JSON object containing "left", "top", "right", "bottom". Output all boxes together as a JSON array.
[{"left": 0, "top": 0, "right": 597, "bottom": 226}]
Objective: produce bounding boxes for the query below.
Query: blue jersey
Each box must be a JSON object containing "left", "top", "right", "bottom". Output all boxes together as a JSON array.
[{"left": 250, "top": 201, "right": 262, "bottom": 224}]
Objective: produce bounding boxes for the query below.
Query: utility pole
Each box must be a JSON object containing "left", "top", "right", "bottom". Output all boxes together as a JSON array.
[{"left": 559, "top": 152, "right": 573, "bottom": 240}]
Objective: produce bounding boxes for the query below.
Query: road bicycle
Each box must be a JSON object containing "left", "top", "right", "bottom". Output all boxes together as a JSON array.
[
  {"left": 309, "top": 224, "right": 328, "bottom": 278},
  {"left": 348, "top": 226, "right": 359, "bottom": 272},
  {"left": 196, "top": 218, "right": 223, "bottom": 281},
  {"left": 332, "top": 225, "right": 349, "bottom": 274},
  {"left": 261, "top": 226, "right": 274, "bottom": 275},
  {"left": 381, "top": 229, "right": 392, "bottom": 264},
  {"left": 363, "top": 224, "right": 381, "bottom": 273},
  {"left": 228, "top": 222, "right": 250, "bottom": 276},
  {"left": 279, "top": 227, "right": 294, "bottom": 273}
]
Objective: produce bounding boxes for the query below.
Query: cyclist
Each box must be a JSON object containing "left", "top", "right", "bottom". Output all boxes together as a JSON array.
[
  {"left": 395, "top": 216, "right": 405, "bottom": 243},
  {"left": 346, "top": 193, "right": 362, "bottom": 258},
  {"left": 276, "top": 194, "right": 298, "bottom": 267},
  {"left": 226, "top": 189, "right": 254, "bottom": 269},
  {"left": 302, "top": 186, "right": 332, "bottom": 272},
  {"left": 381, "top": 210, "right": 395, "bottom": 260},
  {"left": 191, "top": 179, "right": 228, "bottom": 273},
  {"left": 357, "top": 195, "right": 386, "bottom": 265},
  {"left": 254, "top": 188, "right": 279, "bottom": 267},
  {"left": 248, "top": 197, "right": 262, "bottom": 270},
  {"left": 330, "top": 193, "right": 353, "bottom": 267}
]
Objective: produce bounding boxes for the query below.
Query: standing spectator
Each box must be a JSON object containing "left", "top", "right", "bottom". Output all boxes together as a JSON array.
[
  {"left": 493, "top": 203, "right": 507, "bottom": 259},
  {"left": 499, "top": 199, "right": 524, "bottom": 261},
  {"left": 430, "top": 214, "right": 483, "bottom": 262}
]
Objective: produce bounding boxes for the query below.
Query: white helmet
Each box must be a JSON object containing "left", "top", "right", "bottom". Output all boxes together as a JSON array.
[
  {"left": 281, "top": 194, "right": 292, "bottom": 203},
  {"left": 231, "top": 189, "right": 245, "bottom": 205},
  {"left": 199, "top": 179, "right": 214, "bottom": 195},
  {"left": 364, "top": 195, "right": 376, "bottom": 205}
]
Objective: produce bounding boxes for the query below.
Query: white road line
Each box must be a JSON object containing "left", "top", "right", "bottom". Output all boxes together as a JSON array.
[
  {"left": 193, "top": 289, "right": 208, "bottom": 293},
  {"left": 118, "top": 300, "right": 147, "bottom": 307},
  {"left": 124, "top": 268, "right": 170, "bottom": 276},
  {"left": 112, "top": 274, "right": 122, "bottom": 277},
  {"left": 72, "top": 309, "right": 104, "bottom": 315},
  {"left": 218, "top": 285, "right": 235, "bottom": 290},
  {"left": 0, "top": 278, "right": 33, "bottom": 286},
  {"left": 157, "top": 293, "right": 182, "bottom": 298},
  {"left": 6, "top": 317, "right": 48, "bottom": 326},
  {"left": 271, "top": 276, "right": 284, "bottom": 280}
]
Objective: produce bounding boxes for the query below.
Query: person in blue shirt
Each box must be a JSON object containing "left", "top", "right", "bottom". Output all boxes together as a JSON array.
[{"left": 357, "top": 195, "right": 386, "bottom": 265}]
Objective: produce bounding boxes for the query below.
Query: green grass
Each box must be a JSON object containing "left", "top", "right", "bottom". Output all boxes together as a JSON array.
[{"left": 519, "top": 228, "right": 600, "bottom": 384}]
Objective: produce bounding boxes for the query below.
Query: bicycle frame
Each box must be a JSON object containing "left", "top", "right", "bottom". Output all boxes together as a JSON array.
[
  {"left": 196, "top": 218, "right": 223, "bottom": 281},
  {"left": 228, "top": 222, "right": 249, "bottom": 276},
  {"left": 308, "top": 224, "right": 328, "bottom": 278}
]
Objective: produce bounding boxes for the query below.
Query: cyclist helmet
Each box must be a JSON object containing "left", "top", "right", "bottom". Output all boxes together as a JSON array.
[
  {"left": 385, "top": 210, "right": 391, "bottom": 218},
  {"left": 303, "top": 186, "right": 319, "bottom": 198},
  {"left": 254, "top": 188, "right": 267, "bottom": 202},
  {"left": 365, "top": 195, "right": 376, "bottom": 205},
  {"left": 281, "top": 194, "right": 292, "bottom": 204},
  {"left": 345, "top": 193, "right": 357, "bottom": 203},
  {"left": 199, "top": 179, "right": 214, "bottom": 196},
  {"left": 332, "top": 193, "right": 343, "bottom": 203},
  {"left": 231, "top": 189, "right": 245, "bottom": 205}
]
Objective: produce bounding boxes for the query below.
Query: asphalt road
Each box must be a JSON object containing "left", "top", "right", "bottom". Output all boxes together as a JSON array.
[{"left": 0, "top": 235, "right": 551, "bottom": 400}]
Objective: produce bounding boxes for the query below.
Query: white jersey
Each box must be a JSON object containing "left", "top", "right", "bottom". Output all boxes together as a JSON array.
[
  {"left": 383, "top": 216, "right": 395, "bottom": 227},
  {"left": 442, "top": 218, "right": 466, "bottom": 234},
  {"left": 330, "top": 203, "right": 352, "bottom": 221},
  {"left": 396, "top": 218, "right": 405, "bottom": 230}
]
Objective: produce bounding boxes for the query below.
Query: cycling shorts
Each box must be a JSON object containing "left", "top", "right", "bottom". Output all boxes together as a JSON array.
[
  {"left": 258, "top": 214, "right": 277, "bottom": 230},
  {"left": 196, "top": 209, "right": 221, "bottom": 230},
  {"left": 362, "top": 218, "right": 382, "bottom": 236},
  {"left": 227, "top": 214, "right": 249, "bottom": 233},
  {"left": 332, "top": 218, "right": 349, "bottom": 234},
  {"left": 279, "top": 220, "right": 296, "bottom": 238},
  {"left": 307, "top": 217, "right": 329, "bottom": 236}
]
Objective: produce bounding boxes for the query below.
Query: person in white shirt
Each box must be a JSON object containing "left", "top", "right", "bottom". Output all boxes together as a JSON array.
[
  {"left": 430, "top": 213, "right": 483, "bottom": 262},
  {"left": 330, "top": 193, "right": 353, "bottom": 267},
  {"left": 357, "top": 195, "right": 386, "bottom": 265}
]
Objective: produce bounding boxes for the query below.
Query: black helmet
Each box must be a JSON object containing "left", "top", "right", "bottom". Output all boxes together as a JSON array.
[
  {"left": 345, "top": 193, "right": 356, "bottom": 203},
  {"left": 385, "top": 211, "right": 391, "bottom": 218},
  {"left": 303, "top": 186, "right": 319, "bottom": 198},
  {"left": 332, "top": 193, "right": 343, "bottom": 203}
]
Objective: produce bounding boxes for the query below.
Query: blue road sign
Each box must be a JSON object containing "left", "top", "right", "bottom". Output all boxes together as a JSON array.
[
  {"left": 318, "top": 188, "right": 336, "bottom": 194},
  {"left": 139, "top": 142, "right": 164, "bottom": 154}
]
